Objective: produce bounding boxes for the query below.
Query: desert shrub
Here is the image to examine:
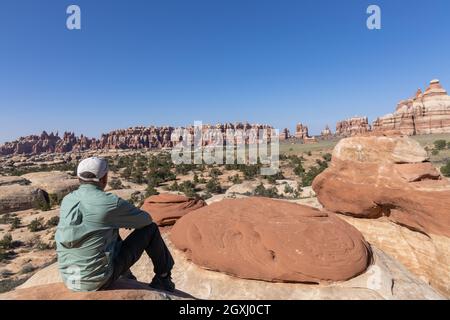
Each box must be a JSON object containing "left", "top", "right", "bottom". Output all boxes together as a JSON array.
[
  {"left": 33, "top": 197, "right": 50, "bottom": 211},
  {"left": 178, "top": 181, "right": 197, "bottom": 198},
  {"left": 28, "top": 218, "right": 46, "bottom": 232},
  {"left": 20, "top": 263, "right": 35, "bottom": 274},
  {"left": 205, "top": 178, "right": 222, "bottom": 194},
  {"left": 301, "top": 161, "right": 328, "bottom": 187},
  {"left": 266, "top": 171, "right": 284, "bottom": 184},
  {"left": 447, "top": 142, "right": 450, "bottom": 149},
  {"left": 209, "top": 168, "right": 222, "bottom": 178},
  {"left": 306, "top": 151, "right": 312, "bottom": 156},
  {"left": 431, "top": 149, "right": 439, "bottom": 156},
  {"left": 322, "top": 153, "right": 332, "bottom": 162},
  {"left": 434, "top": 140, "right": 447, "bottom": 150},
  {"left": 144, "top": 182, "right": 159, "bottom": 198},
  {"left": 254, "top": 183, "right": 280, "bottom": 198},
  {"left": 49, "top": 193, "right": 63, "bottom": 207},
  {"left": 284, "top": 184, "right": 294, "bottom": 194},
  {"left": 0, "top": 234, "right": 13, "bottom": 249},
  {"left": 9, "top": 217, "right": 21, "bottom": 230},
  {"left": 228, "top": 174, "right": 242, "bottom": 184},
  {"left": 0, "top": 213, "right": 16, "bottom": 224},
  {"left": 240, "top": 165, "right": 259, "bottom": 180},
  {"left": 46, "top": 216, "right": 60, "bottom": 228},
  {"left": 108, "top": 178, "right": 124, "bottom": 190},
  {"left": 441, "top": 161, "right": 450, "bottom": 177},
  {"left": 146, "top": 167, "right": 176, "bottom": 185},
  {"left": 175, "top": 164, "right": 196, "bottom": 175},
  {"left": 193, "top": 173, "right": 199, "bottom": 184},
  {"left": 129, "top": 192, "right": 145, "bottom": 207}
]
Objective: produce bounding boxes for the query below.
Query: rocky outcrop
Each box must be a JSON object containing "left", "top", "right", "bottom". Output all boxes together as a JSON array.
[
  {"left": 0, "top": 185, "right": 48, "bottom": 214},
  {"left": 279, "top": 128, "right": 290, "bottom": 140},
  {"left": 295, "top": 123, "right": 309, "bottom": 139},
  {"left": 336, "top": 117, "right": 371, "bottom": 136},
  {"left": 0, "top": 279, "right": 189, "bottom": 300},
  {"left": 339, "top": 215, "right": 450, "bottom": 297},
  {"left": 312, "top": 135, "right": 450, "bottom": 238},
  {"left": 0, "top": 123, "right": 274, "bottom": 157},
  {"left": 141, "top": 193, "right": 206, "bottom": 226},
  {"left": 320, "top": 125, "right": 333, "bottom": 139},
  {"left": 171, "top": 197, "right": 372, "bottom": 284},
  {"left": 17, "top": 233, "right": 444, "bottom": 300},
  {"left": 21, "top": 171, "right": 79, "bottom": 197},
  {"left": 373, "top": 80, "right": 450, "bottom": 135}
]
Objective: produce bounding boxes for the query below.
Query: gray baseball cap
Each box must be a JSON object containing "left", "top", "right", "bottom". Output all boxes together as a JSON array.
[{"left": 77, "top": 157, "right": 109, "bottom": 182}]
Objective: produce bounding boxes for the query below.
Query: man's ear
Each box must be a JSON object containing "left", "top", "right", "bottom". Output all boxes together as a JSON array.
[{"left": 101, "top": 173, "right": 108, "bottom": 189}]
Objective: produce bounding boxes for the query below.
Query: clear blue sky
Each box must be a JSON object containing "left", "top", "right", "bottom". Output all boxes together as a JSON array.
[{"left": 1, "top": 0, "right": 450, "bottom": 143}]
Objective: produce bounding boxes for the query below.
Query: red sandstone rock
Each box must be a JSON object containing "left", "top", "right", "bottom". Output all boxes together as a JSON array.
[
  {"left": 373, "top": 80, "right": 450, "bottom": 135},
  {"left": 171, "top": 197, "right": 372, "bottom": 284},
  {"left": 312, "top": 136, "right": 450, "bottom": 237},
  {"left": 141, "top": 193, "right": 206, "bottom": 226}
]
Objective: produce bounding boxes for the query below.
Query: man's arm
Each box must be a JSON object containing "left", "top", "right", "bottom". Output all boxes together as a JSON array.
[{"left": 103, "top": 197, "right": 152, "bottom": 229}]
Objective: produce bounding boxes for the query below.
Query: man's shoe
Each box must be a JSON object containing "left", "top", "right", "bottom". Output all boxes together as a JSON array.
[{"left": 149, "top": 273, "right": 175, "bottom": 292}]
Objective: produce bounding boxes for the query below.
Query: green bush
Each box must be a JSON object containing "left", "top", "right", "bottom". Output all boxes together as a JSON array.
[
  {"left": 49, "top": 193, "right": 63, "bottom": 207},
  {"left": 266, "top": 171, "right": 284, "bottom": 184},
  {"left": 228, "top": 174, "right": 242, "bottom": 184},
  {"left": 209, "top": 168, "right": 222, "bottom": 178},
  {"left": 0, "top": 234, "right": 13, "bottom": 249},
  {"left": 9, "top": 217, "right": 21, "bottom": 230},
  {"left": 301, "top": 160, "right": 328, "bottom": 187},
  {"left": 441, "top": 161, "right": 450, "bottom": 177},
  {"left": 46, "top": 216, "right": 60, "bottom": 228},
  {"left": 108, "top": 178, "right": 124, "bottom": 190},
  {"left": 431, "top": 149, "right": 439, "bottom": 156},
  {"left": 434, "top": 140, "right": 447, "bottom": 150},
  {"left": 322, "top": 153, "right": 332, "bottom": 162},
  {"left": 254, "top": 183, "right": 280, "bottom": 198},
  {"left": 144, "top": 182, "right": 159, "bottom": 197},
  {"left": 205, "top": 178, "right": 222, "bottom": 194},
  {"left": 28, "top": 218, "right": 45, "bottom": 232},
  {"left": 33, "top": 197, "right": 50, "bottom": 211}
]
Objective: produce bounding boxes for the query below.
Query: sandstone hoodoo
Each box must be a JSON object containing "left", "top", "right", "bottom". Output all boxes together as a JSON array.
[
  {"left": 335, "top": 117, "right": 371, "bottom": 136},
  {"left": 312, "top": 135, "right": 450, "bottom": 237},
  {"left": 372, "top": 80, "right": 450, "bottom": 135},
  {"left": 141, "top": 193, "right": 206, "bottom": 226},
  {"left": 171, "top": 197, "right": 372, "bottom": 284}
]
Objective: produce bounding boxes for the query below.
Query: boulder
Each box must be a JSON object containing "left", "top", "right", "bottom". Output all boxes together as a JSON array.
[
  {"left": 141, "top": 193, "right": 206, "bottom": 226},
  {"left": 171, "top": 197, "right": 372, "bottom": 284},
  {"left": 339, "top": 215, "right": 450, "bottom": 298},
  {"left": 312, "top": 136, "right": 450, "bottom": 237},
  {"left": 21, "top": 171, "right": 79, "bottom": 197},
  {"left": 0, "top": 185, "right": 47, "bottom": 214}
]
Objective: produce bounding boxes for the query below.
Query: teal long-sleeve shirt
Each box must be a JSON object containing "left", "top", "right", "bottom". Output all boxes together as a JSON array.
[{"left": 55, "top": 184, "right": 152, "bottom": 292}]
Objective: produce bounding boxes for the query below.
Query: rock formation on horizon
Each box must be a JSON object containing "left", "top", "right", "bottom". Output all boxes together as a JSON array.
[
  {"left": 0, "top": 122, "right": 274, "bottom": 157},
  {"left": 335, "top": 117, "right": 371, "bottom": 136},
  {"left": 372, "top": 80, "right": 450, "bottom": 135}
]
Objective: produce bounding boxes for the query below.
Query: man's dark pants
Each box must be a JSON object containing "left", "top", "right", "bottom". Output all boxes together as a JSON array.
[{"left": 102, "top": 222, "right": 174, "bottom": 289}]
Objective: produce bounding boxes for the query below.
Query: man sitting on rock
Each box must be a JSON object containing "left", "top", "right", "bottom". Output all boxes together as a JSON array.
[{"left": 55, "top": 157, "right": 175, "bottom": 292}]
